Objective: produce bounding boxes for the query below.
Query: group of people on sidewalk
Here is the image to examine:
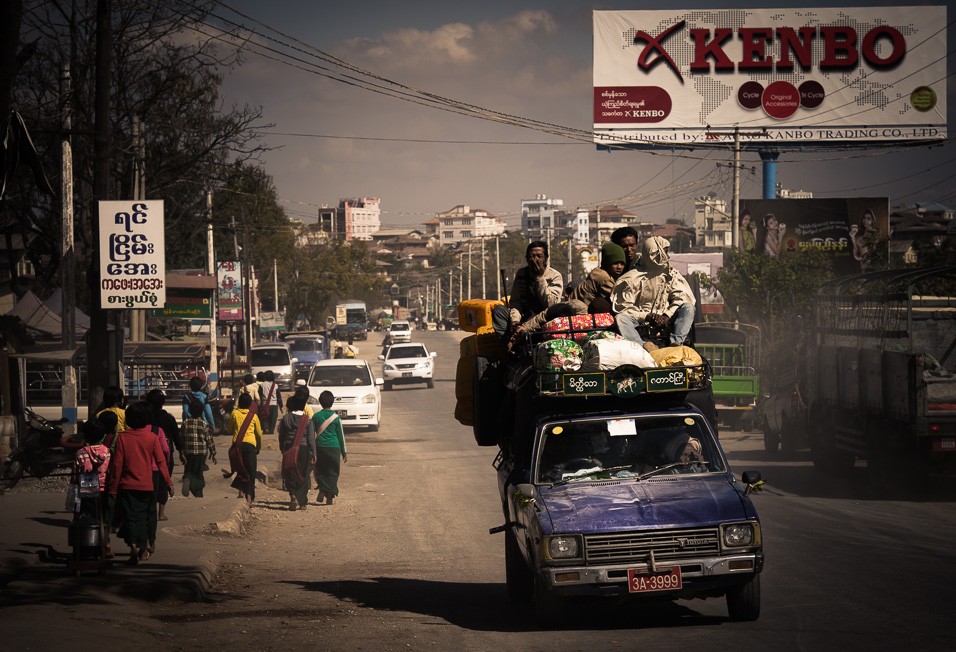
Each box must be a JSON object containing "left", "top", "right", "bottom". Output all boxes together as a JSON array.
[
  {"left": 72, "top": 362, "right": 351, "bottom": 564},
  {"left": 223, "top": 373, "right": 348, "bottom": 512}
]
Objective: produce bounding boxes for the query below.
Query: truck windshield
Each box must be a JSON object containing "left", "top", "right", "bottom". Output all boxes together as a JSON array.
[
  {"left": 309, "top": 365, "right": 371, "bottom": 387},
  {"left": 535, "top": 414, "right": 724, "bottom": 484}
]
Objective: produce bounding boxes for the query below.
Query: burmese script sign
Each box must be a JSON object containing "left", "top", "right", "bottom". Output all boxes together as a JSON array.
[
  {"left": 98, "top": 200, "right": 165, "bottom": 310},
  {"left": 593, "top": 7, "right": 947, "bottom": 147}
]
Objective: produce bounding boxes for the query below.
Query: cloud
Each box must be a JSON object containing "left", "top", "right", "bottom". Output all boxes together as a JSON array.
[{"left": 342, "top": 9, "right": 558, "bottom": 70}]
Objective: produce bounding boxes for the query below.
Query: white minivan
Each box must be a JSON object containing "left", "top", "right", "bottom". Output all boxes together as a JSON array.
[{"left": 249, "top": 342, "right": 297, "bottom": 390}]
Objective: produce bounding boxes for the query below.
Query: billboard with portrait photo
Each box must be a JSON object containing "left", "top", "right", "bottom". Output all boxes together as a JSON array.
[{"left": 739, "top": 197, "right": 889, "bottom": 274}]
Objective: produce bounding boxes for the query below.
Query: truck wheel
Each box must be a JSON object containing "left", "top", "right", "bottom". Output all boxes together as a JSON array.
[
  {"left": 726, "top": 573, "right": 761, "bottom": 621},
  {"left": 427, "top": 378, "right": 434, "bottom": 389},
  {"left": 0, "top": 456, "right": 24, "bottom": 490},
  {"left": 383, "top": 381, "right": 393, "bottom": 391},
  {"left": 534, "top": 574, "right": 567, "bottom": 628},
  {"left": 780, "top": 415, "right": 800, "bottom": 454},
  {"left": 762, "top": 418, "right": 779, "bottom": 453},
  {"left": 505, "top": 531, "right": 533, "bottom": 604}
]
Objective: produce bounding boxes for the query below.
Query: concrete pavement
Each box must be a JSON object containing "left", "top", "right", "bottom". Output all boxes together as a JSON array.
[{"left": 0, "top": 431, "right": 282, "bottom": 604}]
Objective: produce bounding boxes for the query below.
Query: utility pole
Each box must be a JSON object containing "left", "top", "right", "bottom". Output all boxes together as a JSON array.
[
  {"left": 87, "top": 0, "right": 115, "bottom": 414},
  {"left": 206, "top": 191, "right": 218, "bottom": 396},
  {"left": 458, "top": 254, "right": 463, "bottom": 304},
  {"left": 495, "top": 235, "right": 501, "bottom": 299},
  {"left": 60, "top": 64, "right": 77, "bottom": 435},
  {"left": 130, "top": 115, "right": 146, "bottom": 341},
  {"left": 480, "top": 237, "right": 486, "bottom": 300},
  {"left": 733, "top": 127, "right": 741, "bottom": 250},
  {"left": 467, "top": 243, "right": 472, "bottom": 300}
]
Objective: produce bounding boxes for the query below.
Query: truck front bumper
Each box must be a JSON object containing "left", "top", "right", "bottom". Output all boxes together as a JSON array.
[{"left": 539, "top": 552, "right": 763, "bottom": 597}]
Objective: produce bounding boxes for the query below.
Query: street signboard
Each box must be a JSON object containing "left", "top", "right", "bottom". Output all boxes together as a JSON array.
[
  {"left": 216, "top": 261, "right": 243, "bottom": 322},
  {"left": 98, "top": 200, "right": 165, "bottom": 310}
]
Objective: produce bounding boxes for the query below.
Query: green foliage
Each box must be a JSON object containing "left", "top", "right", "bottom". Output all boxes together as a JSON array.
[
  {"left": 283, "top": 241, "right": 385, "bottom": 329},
  {"left": 716, "top": 249, "right": 834, "bottom": 367}
]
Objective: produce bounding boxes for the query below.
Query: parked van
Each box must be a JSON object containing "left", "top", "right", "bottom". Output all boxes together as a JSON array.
[{"left": 249, "top": 342, "right": 297, "bottom": 391}]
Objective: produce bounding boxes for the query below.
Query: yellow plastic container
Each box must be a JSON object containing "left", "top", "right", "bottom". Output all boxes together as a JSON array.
[{"left": 458, "top": 299, "right": 503, "bottom": 333}]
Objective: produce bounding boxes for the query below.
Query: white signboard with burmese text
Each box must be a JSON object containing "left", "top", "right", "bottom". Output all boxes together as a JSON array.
[
  {"left": 593, "top": 7, "right": 947, "bottom": 147},
  {"left": 98, "top": 200, "right": 165, "bottom": 310}
]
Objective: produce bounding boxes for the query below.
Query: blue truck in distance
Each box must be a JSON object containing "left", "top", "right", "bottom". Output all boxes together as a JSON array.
[{"left": 335, "top": 300, "right": 368, "bottom": 341}]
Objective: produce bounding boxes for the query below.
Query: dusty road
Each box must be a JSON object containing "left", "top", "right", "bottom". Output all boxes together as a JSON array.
[{"left": 3, "top": 329, "right": 956, "bottom": 651}]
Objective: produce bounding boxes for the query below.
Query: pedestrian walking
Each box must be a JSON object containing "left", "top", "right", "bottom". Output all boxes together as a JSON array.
[
  {"left": 311, "top": 391, "right": 346, "bottom": 505},
  {"left": 74, "top": 419, "right": 113, "bottom": 558},
  {"left": 259, "top": 370, "right": 282, "bottom": 435},
  {"left": 182, "top": 375, "right": 216, "bottom": 431},
  {"left": 146, "top": 389, "right": 183, "bottom": 522},
  {"left": 107, "top": 401, "right": 173, "bottom": 564},
  {"left": 226, "top": 392, "right": 261, "bottom": 503},
  {"left": 278, "top": 394, "right": 315, "bottom": 511},
  {"left": 180, "top": 398, "right": 216, "bottom": 497},
  {"left": 95, "top": 385, "right": 127, "bottom": 433}
]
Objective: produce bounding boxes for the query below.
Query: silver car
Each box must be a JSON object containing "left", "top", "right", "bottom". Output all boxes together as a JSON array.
[{"left": 379, "top": 342, "right": 436, "bottom": 390}]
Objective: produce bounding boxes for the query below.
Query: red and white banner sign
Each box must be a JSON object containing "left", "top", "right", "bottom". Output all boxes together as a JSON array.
[{"left": 593, "top": 7, "right": 947, "bottom": 146}]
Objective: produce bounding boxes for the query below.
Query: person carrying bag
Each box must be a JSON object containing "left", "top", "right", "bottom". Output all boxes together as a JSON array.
[
  {"left": 279, "top": 394, "right": 315, "bottom": 511},
  {"left": 223, "top": 393, "right": 262, "bottom": 503}
]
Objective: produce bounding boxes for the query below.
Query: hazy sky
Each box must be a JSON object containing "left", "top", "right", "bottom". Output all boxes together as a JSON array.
[{"left": 212, "top": 1, "right": 956, "bottom": 229}]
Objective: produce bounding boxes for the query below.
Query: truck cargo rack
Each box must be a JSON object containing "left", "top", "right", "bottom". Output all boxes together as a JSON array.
[{"left": 521, "top": 326, "right": 711, "bottom": 398}]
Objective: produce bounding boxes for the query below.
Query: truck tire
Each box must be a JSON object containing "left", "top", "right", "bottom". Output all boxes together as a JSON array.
[
  {"left": 762, "top": 417, "right": 779, "bottom": 453},
  {"left": 472, "top": 357, "right": 500, "bottom": 447},
  {"left": 726, "top": 573, "right": 761, "bottom": 621},
  {"left": 505, "top": 531, "right": 533, "bottom": 604},
  {"left": 534, "top": 573, "right": 567, "bottom": 628},
  {"left": 0, "top": 456, "right": 24, "bottom": 490}
]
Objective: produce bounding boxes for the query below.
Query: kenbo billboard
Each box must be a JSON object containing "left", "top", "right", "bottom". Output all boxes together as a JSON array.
[{"left": 593, "top": 7, "right": 947, "bottom": 147}]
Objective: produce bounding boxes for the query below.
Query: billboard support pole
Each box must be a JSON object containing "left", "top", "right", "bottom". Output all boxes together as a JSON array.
[
  {"left": 732, "top": 128, "right": 740, "bottom": 250},
  {"left": 760, "top": 151, "right": 779, "bottom": 199}
]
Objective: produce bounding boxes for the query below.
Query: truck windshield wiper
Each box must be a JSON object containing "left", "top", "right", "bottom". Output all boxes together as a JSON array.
[
  {"left": 638, "top": 461, "right": 707, "bottom": 480},
  {"left": 551, "top": 465, "right": 634, "bottom": 487}
]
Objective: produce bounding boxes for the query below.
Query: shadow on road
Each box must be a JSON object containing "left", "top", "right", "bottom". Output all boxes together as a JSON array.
[{"left": 280, "top": 576, "right": 730, "bottom": 631}]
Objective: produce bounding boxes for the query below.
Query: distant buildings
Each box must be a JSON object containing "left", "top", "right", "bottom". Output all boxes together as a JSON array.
[{"left": 428, "top": 205, "right": 506, "bottom": 246}]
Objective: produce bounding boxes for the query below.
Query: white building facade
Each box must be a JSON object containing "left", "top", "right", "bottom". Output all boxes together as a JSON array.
[
  {"left": 435, "top": 205, "right": 506, "bottom": 245},
  {"left": 521, "top": 195, "right": 564, "bottom": 239},
  {"left": 338, "top": 197, "right": 382, "bottom": 241}
]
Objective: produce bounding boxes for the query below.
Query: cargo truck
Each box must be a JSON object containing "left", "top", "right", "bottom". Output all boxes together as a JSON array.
[
  {"left": 455, "top": 300, "right": 764, "bottom": 627},
  {"left": 796, "top": 267, "right": 956, "bottom": 487}
]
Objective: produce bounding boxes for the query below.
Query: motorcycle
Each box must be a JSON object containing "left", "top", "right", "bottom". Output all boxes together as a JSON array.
[{"left": 1, "top": 407, "right": 81, "bottom": 491}]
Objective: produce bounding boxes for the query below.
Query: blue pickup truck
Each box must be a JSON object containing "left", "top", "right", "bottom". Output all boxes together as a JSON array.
[
  {"left": 282, "top": 333, "right": 329, "bottom": 381},
  {"left": 469, "top": 329, "right": 764, "bottom": 626}
]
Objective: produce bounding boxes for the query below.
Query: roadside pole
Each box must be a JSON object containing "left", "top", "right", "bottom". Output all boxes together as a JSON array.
[
  {"left": 207, "top": 191, "right": 218, "bottom": 397},
  {"left": 60, "top": 64, "right": 77, "bottom": 436}
]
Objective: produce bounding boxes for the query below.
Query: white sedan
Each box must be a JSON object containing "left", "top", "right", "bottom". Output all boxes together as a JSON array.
[
  {"left": 306, "top": 359, "right": 382, "bottom": 431},
  {"left": 379, "top": 342, "right": 436, "bottom": 390}
]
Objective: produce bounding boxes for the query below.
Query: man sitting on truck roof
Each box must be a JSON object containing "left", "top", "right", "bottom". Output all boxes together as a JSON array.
[
  {"left": 493, "top": 241, "right": 564, "bottom": 336},
  {"left": 512, "top": 241, "right": 627, "bottom": 339},
  {"left": 610, "top": 236, "right": 696, "bottom": 352}
]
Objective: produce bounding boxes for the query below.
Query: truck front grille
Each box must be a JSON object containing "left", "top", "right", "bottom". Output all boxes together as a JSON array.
[{"left": 585, "top": 527, "right": 720, "bottom": 564}]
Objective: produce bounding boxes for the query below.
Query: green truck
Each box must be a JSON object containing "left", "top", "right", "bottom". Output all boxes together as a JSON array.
[{"left": 694, "top": 322, "right": 761, "bottom": 431}]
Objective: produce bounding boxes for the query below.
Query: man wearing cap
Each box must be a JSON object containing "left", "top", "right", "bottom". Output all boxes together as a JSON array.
[
  {"left": 515, "top": 242, "right": 627, "bottom": 334},
  {"left": 610, "top": 236, "right": 695, "bottom": 351}
]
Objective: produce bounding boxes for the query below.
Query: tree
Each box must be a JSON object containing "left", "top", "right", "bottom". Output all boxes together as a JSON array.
[
  {"left": 716, "top": 248, "right": 834, "bottom": 368},
  {"left": 11, "top": 1, "right": 271, "bottom": 304}
]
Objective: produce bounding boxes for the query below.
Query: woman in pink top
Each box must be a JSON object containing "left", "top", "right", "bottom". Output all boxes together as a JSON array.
[{"left": 107, "top": 401, "right": 172, "bottom": 563}]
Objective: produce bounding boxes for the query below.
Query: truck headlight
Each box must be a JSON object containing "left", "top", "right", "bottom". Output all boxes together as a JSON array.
[
  {"left": 721, "top": 522, "right": 759, "bottom": 547},
  {"left": 384, "top": 364, "right": 396, "bottom": 371},
  {"left": 362, "top": 394, "right": 377, "bottom": 404},
  {"left": 546, "top": 535, "right": 581, "bottom": 559}
]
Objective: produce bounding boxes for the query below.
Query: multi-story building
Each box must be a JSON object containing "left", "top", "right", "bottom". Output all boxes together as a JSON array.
[
  {"left": 336, "top": 197, "right": 381, "bottom": 241},
  {"left": 694, "top": 194, "right": 732, "bottom": 249},
  {"left": 434, "top": 205, "right": 506, "bottom": 246},
  {"left": 521, "top": 195, "right": 564, "bottom": 239}
]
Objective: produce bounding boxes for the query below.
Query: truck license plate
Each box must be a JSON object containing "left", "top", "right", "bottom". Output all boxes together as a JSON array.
[
  {"left": 401, "top": 372, "right": 412, "bottom": 377},
  {"left": 627, "top": 567, "right": 682, "bottom": 593}
]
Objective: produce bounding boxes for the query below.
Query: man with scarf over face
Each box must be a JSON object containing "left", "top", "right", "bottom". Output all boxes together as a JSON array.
[{"left": 610, "top": 236, "right": 695, "bottom": 351}]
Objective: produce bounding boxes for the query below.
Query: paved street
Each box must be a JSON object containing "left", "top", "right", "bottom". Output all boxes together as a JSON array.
[{"left": 1, "top": 329, "right": 955, "bottom": 651}]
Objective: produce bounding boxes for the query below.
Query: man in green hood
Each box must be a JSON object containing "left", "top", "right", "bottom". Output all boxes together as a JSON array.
[{"left": 609, "top": 236, "right": 695, "bottom": 351}]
